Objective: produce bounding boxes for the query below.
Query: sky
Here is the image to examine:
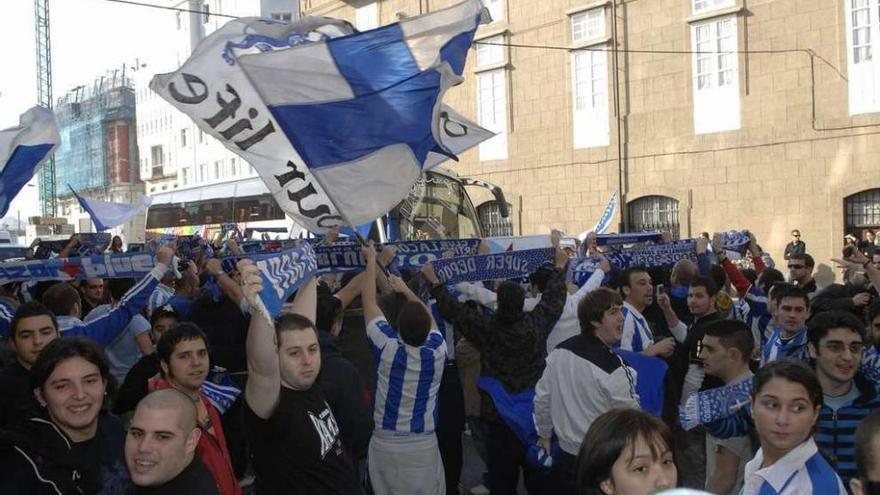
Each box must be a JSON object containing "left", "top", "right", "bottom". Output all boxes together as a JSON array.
[{"left": 0, "top": 0, "right": 199, "bottom": 228}]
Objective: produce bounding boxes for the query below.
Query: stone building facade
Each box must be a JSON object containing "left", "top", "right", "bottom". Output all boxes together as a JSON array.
[{"left": 300, "top": 0, "right": 880, "bottom": 279}]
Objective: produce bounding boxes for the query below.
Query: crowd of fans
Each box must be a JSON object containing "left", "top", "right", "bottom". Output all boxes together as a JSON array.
[{"left": 0, "top": 227, "right": 879, "bottom": 495}]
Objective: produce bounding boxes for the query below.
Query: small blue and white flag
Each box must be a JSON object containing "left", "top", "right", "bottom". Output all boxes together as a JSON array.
[
  {"left": 578, "top": 191, "right": 618, "bottom": 241},
  {"left": 68, "top": 185, "right": 152, "bottom": 232},
  {"left": 0, "top": 107, "right": 59, "bottom": 217},
  {"left": 152, "top": 2, "right": 492, "bottom": 232}
]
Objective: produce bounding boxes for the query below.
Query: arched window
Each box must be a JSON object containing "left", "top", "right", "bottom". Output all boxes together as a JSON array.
[
  {"left": 627, "top": 195, "right": 680, "bottom": 239},
  {"left": 844, "top": 189, "right": 880, "bottom": 238},
  {"left": 477, "top": 201, "right": 513, "bottom": 237}
]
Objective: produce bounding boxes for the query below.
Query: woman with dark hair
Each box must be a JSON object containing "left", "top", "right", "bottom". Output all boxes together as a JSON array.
[
  {"left": 742, "top": 360, "right": 845, "bottom": 494},
  {"left": 0, "top": 337, "right": 129, "bottom": 494},
  {"left": 575, "top": 408, "right": 677, "bottom": 495},
  {"left": 110, "top": 235, "right": 124, "bottom": 253},
  {"left": 853, "top": 409, "right": 880, "bottom": 495}
]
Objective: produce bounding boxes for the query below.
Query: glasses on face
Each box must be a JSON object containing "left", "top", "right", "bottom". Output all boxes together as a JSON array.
[
  {"left": 822, "top": 341, "right": 865, "bottom": 355},
  {"left": 788, "top": 265, "right": 805, "bottom": 270}
]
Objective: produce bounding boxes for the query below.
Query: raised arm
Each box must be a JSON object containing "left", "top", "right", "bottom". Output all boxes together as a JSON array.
[
  {"left": 68, "top": 246, "right": 172, "bottom": 346},
  {"left": 656, "top": 289, "right": 687, "bottom": 343},
  {"left": 360, "top": 241, "right": 384, "bottom": 324},
  {"left": 205, "top": 258, "right": 245, "bottom": 309},
  {"left": 58, "top": 234, "right": 81, "bottom": 259},
  {"left": 424, "top": 261, "right": 489, "bottom": 349},
  {"left": 239, "top": 258, "right": 281, "bottom": 419}
]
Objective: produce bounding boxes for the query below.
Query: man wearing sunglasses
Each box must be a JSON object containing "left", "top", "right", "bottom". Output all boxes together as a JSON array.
[
  {"left": 788, "top": 253, "right": 818, "bottom": 297},
  {"left": 807, "top": 310, "right": 880, "bottom": 486},
  {"left": 784, "top": 230, "right": 806, "bottom": 261}
]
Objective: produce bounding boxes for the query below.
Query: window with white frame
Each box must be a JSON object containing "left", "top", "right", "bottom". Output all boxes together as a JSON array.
[
  {"left": 691, "top": 16, "right": 741, "bottom": 134},
  {"left": 476, "top": 35, "right": 505, "bottom": 66},
  {"left": 477, "top": 69, "right": 508, "bottom": 161},
  {"left": 571, "top": 8, "right": 605, "bottom": 45},
  {"left": 199, "top": 163, "right": 208, "bottom": 182},
  {"left": 481, "top": 0, "right": 504, "bottom": 23},
  {"left": 181, "top": 167, "right": 191, "bottom": 186},
  {"left": 572, "top": 49, "right": 610, "bottom": 148},
  {"left": 692, "top": 0, "right": 735, "bottom": 14},
  {"left": 356, "top": 3, "right": 379, "bottom": 31},
  {"left": 845, "top": 0, "right": 880, "bottom": 115},
  {"left": 230, "top": 157, "right": 238, "bottom": 177}
]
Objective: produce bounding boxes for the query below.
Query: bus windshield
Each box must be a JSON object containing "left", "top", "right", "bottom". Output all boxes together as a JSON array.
[{"left": 391, "top": 171, "right": 481, "bottom": 240}]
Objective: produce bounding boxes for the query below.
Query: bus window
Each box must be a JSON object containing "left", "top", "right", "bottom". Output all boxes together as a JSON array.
[{"left": 395, "top": 172, "right": 480, "bottom": 240}]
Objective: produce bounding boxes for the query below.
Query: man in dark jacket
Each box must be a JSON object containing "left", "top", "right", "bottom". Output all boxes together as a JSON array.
[
  {"left": 812, "top": 265, "right": 873, "bottom": 322},
  {"left": 315, "top": 288, "right": 373, "bottom": 463},
  {"left": 423, "top": 232, "right": 569, "bottom": 495}
]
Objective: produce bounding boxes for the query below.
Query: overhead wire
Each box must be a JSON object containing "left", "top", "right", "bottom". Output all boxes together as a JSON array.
[{"left": 104, "top": 0, "right": 880, "bottom": 134}]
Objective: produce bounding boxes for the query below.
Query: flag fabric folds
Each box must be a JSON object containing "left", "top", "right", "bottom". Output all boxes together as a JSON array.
[
  {"left": 68, "top": 185, "right": 152, "bottom": 232},
  {"left": 0, "top": 107, "right": 60, "bottom": 217},
  {"left": 151, "top": 1, "right": 492, "bottom": 233}
]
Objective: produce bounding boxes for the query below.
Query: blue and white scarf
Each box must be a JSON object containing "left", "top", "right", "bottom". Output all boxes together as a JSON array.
[
  {"left": 34, "top": 233, "right": 111, "bottom": 259},
  {"left": 679, "top": 377, "right": 753, "bottom": 431},
  {"left": 313, "top": 238, "right": 481, "bottom": 273},
  {"left": 432, "top": 248, "right": 554, "bottom": 285},
  {"left": 594, "top": 231, "right": 663, "bottom": 246},
  {"left": 250, "top": 243, "right": 318, "bottom": 318},
  {"left": 0, "top": 251, "right": 160, "bottom": 285},
  {"left": 569, "top": 240, "right": 697, "bottom": 286},
  {"left": 720, "top": 230, "right": 752, "bottom": 254},
  {"left": 202, "top": 368, "right": 243, "bottom": 415}
]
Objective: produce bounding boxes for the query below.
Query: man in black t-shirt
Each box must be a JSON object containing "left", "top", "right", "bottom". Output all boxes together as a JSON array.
[
  {"left": 125, "top": 389, "right": 219, "bottom": 494},
  {"left": 238, "top": 260, "right": 361, "bottom": 495}
]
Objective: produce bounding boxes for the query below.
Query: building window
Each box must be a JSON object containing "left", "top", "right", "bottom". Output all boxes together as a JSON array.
[
  {"left": 845, "top": 188, "right": 880, "bottom": 237},
  {"left": 572, "top": 49, "right": 609, "bottom": 149},
  {"left": 176, "top": 12, "right": 181, "bottom": 30},
  {"left": 356, "top": 2, "right": 379, "bottom": 31},
  {"left": 203, "top": 3, "right": 210, "bottom": 23},
  {"left": 691, "top": 15, "right": 740, "bottom": 134},
  {"left": 199, "top": 129, "right": 205, "bottom": 143},
  {"left": 477, "top": 201, "right": 513, "bottom": 236},
  {"left": 481, "top": 0, "right": 503, "bottom": 23},
  {"left": 571, "top": 8, "right": 605, "bottom": 45},
  {"left": 230, "top": 157, "right": 238, "bottom": 176},
  {"left": 476, "top": 35, "right": 504, "bottom": 66},
  {"left": 199, "top": 163, "right": 208, "bottom": 182},
  {"left": 271, "top": 12, "right": 292, "bottom": 21},
  {"left": 627, "top": 195, "right": 680, "bottom": 239},
  {"left": 845, "top": 0, "right": 880, "bottom": 115},
  {"left": 181, "top": 167, "right": 190, "bottom": 186},
  {"left": 150, "top": 145, "right": 164, "bottom": 165},
  {"left": 477, "top": 70, "right": 508, "bottom": 161},
  {"left": 180, "top": 129, "right": 188, "bottom": 147},
  {"left": 692, "top": 0, "right": 735, "bottom": 14},
  {"left": 214, "top": 160, "right": 222, "bottom": 179}
]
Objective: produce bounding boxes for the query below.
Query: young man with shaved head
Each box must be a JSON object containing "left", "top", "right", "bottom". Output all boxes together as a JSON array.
[{"left": 125, "top": 389, "right": 219, "bottom": 494}]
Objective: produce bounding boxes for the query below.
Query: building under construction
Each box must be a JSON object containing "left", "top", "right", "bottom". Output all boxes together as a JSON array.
[{"left": 51, "top": 68, "right": 146, "bottom": 239}]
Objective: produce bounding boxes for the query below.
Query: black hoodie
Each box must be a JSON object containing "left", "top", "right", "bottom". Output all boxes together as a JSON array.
[{"left": 0, "top": 412, "right": 129, "bottom": 494}]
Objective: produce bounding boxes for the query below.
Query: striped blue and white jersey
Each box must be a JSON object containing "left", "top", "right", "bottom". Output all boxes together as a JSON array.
[
  {"left": 366, "top": 316, "right": 447, "bottom": 435},
  {"left": 742, "top": 439, "right": 846, "bottom": 495},
  {"left": 146, "top": 283, "right": 174, "bottom": 317},
  {"left": 761, "top": 327, "right": 809, "bottom": 365},
  {"left": 618, "top": 302, "right": 654, "bottom": 353}
]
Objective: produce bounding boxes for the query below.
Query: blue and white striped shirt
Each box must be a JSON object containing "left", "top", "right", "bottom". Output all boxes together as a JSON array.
[
  {"left": 366, "top": 316, "right": 447, "bottom": 435},
  {"left": 619, "top": 302, "right": 653, "bottom": 353},
  {"left": 742, "top": 438, "right": 846, "bottom": 495},
  {"left": 761, "top": 327, "right": 809, "bottom": 365}
]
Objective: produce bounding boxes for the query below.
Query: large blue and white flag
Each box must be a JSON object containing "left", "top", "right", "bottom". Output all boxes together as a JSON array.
[
  {"left": 68, "top": 185, "right": 152, "bottom": 232},
  {"left": 151, "top": 2, "right": 492, "bottom": 232},
  {"left": 0, "top": 107, "right": 59, "bottom": 217}
]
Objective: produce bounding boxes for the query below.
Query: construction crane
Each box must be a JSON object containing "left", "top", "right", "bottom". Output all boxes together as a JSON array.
[{"left": 34, "top": 0, "right": 56, "bottom": 218}]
